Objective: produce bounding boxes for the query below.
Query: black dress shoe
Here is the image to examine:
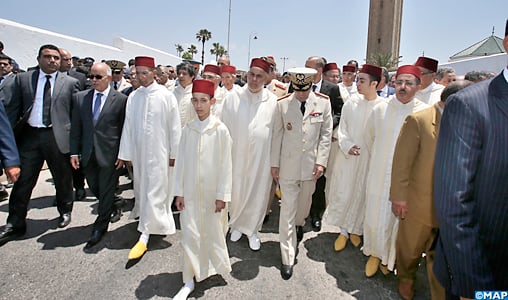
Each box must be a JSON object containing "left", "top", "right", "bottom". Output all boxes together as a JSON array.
[
  {"left": 296, "top": 226, "right": 304, "bottom": 242},
  {"left": 58, "top": 213, "right": 71, "bottom": 228},
  {"left": 311, "top": 217, "right": 321, "bottom": 231},
  {"left": 110, "top": 208, "right": 122, "bottom": 223},
  {"left": 75, "top": 189, "right": 86, "bottom": 201},
  {"left": 280, "top": 264, "right": 293, "bottom": 280},
  {"left": 85, "top": 229, "right": 106, "bottom": 249},
  {"left": 0, "top": 225, "right": 26, "bottom": 245}
]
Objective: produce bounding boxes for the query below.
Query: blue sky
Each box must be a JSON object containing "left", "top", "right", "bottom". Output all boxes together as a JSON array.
[{"left": 2, "top": 0, "right": 507, "bottom": 71}]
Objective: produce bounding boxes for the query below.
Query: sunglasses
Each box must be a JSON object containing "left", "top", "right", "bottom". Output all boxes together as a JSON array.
[
  {"left": 88, "top": 74, "right": 106, "bottom": 80},
  {"left": 112, "top": 70, "right": 122, "bottom": 74}
]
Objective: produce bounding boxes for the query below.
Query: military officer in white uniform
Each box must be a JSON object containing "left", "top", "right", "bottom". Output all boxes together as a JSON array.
[{"left": 271, "top": 67, "right": 332, "bottom": 280}]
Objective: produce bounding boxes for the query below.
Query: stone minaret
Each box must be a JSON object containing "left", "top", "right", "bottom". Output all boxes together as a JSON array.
[{"left": 366, "top": 0, "right": 403, "bottom": 68}]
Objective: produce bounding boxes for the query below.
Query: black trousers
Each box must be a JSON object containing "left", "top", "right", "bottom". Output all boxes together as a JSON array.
[
  {"left": 72, "top": 166, "right": 85, "bottom": 191},
  {"left": 83, "top": 154, "right": 119, "bottom": 232},
  {"left": 309, "top": 175, "right": 326, "bottom": 219},
  {"left": 7, "top": 127, "right": 73, "bottom": 229}
]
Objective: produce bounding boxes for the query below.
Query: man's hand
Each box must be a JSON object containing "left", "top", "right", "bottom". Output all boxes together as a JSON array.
[
  {"left": 348, "top": 145, "right": 361, "bottom": 156},
  {"left": 115, "top": 159, "right": 124, "bottom": 170},
  {"left": 215, "top": 200, "right": 226, "bottom": 213},
  {"left": 5, "top": 166, "right": 20, "bottom": 183},
  {"left": 391, "top": 200, "right": 408, "bottom": 220},
  {"left": 313, "top": 164, "right": 325, "bottom": 181},
  {"left": 70, "top": 156, "right": 80, "bottom": 169},
  {"left": 271, "top": 167, "right": 279, "bottom": 183},
  {"left": 175, "top": 196, "right": 185, "bottom": 211}
]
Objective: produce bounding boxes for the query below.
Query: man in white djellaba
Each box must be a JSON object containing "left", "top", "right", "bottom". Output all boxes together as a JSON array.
[
  {"left": 362, "top": 65, "right": 429, "bottom": 277},
  {"left": 323, "top": 64, "right": 385, "bottom": 252},
  {"left": 221, "top": 58, "right": 277, "bottom": 251},
  {"left": 118, "top": 56, "right": 181, "bottom": 260}
]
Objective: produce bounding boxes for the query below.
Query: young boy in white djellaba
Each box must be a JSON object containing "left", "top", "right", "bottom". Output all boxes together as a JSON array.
[{"left": 173, "top": 80, "right": 233, "bottom": 300}]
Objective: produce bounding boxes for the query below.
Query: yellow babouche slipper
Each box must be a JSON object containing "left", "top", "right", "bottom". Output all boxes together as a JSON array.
[
  {"left": 275, "top": 188, "right": 282, "bottom": 199},
  {"left": 334, "top": 234, "right": 348, "bottom": 252},
  {"left": 349, "top": 234, "right": 362, "bottom": 247},
  {"left": 365, "top": 256, "right": 381, "bottom": 277},
  {"left": 379, "top": 264, "right": 390, "bottom": 275},
  {"left": 128, "top": 241, "right": 147, "bottom": 260}
]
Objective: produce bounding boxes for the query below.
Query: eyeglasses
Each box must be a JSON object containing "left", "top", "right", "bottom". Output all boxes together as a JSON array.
[
  {"left": 112, "top": 70, "right": 122, "bottom": 75},
  {"left": 88, "top": 74, "right": 106, "bottom": 80},
  {"left": 395, "top": 80, "right": 416, "bottom": 87}
]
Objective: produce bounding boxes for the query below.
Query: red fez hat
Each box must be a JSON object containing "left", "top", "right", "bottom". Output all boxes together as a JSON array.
[
  {"left": 250, "top": 58, "right": 271, "bottom": 73},
  {"left": 359, "top": 64, "right": 382, "bottom": 78},
  {"left": 192, "top": 79, "right": 215, "bottom": 97},
  {"left": 220, "top": 65, "right": 236, "bottom": 75},
  {"left": 343, "top": 65, "right": 356, "bottom": 73},
  {"left": 135, "top": 56, "right": 155, "bottom": 68},
  {"left": 414, "top": 56, "right": 438, "bottom": 72},
  {"left": 323, "top": 63, "right": 339, "bottom": 73},
  {"left": 203, "top": 64, "right": 220, "bottom": 75},
  {"left": 396, "top": 65, "right": 422, "bottom": 81}
]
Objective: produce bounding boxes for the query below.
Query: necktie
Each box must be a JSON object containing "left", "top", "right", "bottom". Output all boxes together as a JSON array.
[
  {"left": 312, "top": 85, "right": 317, "bottom": 92},
  {"left": 113, "top": 82, "right": 118, "bottom": 90},
  {"left": 300, "top": 101, "right": 306, "bottom": 115},
  {"left": 93, "top": 93, "right": 103, "bottom": 125},
  {"left": 42, "top": 75, "right": 52, "bottom": 126},
  {"left": 0, "top": 76, "right": 4, "bottom": 84}
]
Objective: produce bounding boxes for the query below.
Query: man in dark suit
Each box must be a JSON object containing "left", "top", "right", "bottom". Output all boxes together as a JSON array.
[
  {"left": 433, "top": 20, "right": 508, "bottom": 299},
  {"left": 59, "top": 48, "right": 89, "bottom": 202},
  {"left": 0, "top": 100, "right": 20, "bottom": 205},
  {"left": 0, "top": 44, "right": 80, "bottom": 246},
  {"left": 304, "top": 56, "right": 343, "bottom": 231},
  {"left": 70, "top": 62, "right": 127, "bottom": 248},
  {"left": 0, "top": 53, "right": 17, "bottom": 199}
]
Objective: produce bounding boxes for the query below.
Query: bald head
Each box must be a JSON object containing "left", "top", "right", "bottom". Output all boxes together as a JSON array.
[{"left": 58, "top": 48, "right": 73, "bottom": 72}]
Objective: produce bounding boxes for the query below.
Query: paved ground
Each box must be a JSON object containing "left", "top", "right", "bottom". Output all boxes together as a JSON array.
[{"left": 0, "top": 169, "right": 430, "bottom": 299}]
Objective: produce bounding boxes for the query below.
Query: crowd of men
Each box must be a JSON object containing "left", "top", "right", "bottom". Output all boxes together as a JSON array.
[{"left": 0, "top": 20, "right": 507, "bottom": 300}]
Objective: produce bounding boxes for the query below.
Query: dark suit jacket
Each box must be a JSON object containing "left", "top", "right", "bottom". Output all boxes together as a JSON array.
[
  {"left": 433, "top": 73, "right": 508, "bottom": 297},
  {"left": 7, "top": 69, "right": 80, "bottom": 154},
  {"left": 288, "top": 79, "right": 343, "bottom": 129},
  {"left": 67, "top": 69, "right": 91, "bottom": 91},
  {"left": 0, "top": 73, "right": 16, "bottom": 107},
  {"left": 0, "top": 101, "right": 20, "bottom": 169},
  {"left": 70, "top": 89, "right": 127, "bottom": 168}
]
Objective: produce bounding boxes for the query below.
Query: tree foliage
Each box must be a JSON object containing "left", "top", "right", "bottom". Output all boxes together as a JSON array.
[{"left": 196, "top": 29, "right": 212, "bottom": 64}]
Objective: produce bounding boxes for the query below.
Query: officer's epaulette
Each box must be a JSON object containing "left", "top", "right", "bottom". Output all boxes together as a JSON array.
[
  {"left": 314, "top": 91, "right": 330, "bottom": 99},
  {"left": 277, "top": 93, "right": 292, "bottom": 101},
  {"left": 275, "top": 82, "right": 286, "bottom": 89}
]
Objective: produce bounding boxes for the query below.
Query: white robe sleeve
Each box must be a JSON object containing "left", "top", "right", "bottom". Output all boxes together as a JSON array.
[
  {"left": 216, "top": 125, "right": 232, "bottom": 202},
  {"left": 167, "top": 93, "right": 182, "bottom": 160},
  {"left": 118, "top": 95, "right": 133, "bottom": 161},
  {"left": 338, "top": 101, "right": 356, "bottom": 157},
  {"left": 173, "top": 126, "right": 187, "bottom": 197}
]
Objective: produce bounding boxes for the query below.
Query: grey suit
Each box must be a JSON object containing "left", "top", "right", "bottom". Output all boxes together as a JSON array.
[
  {"left": 433, "top": 72, "right": 508, "bottom": 298},
  {"left": 5, "top": 69, "right": 80, "bottom": 230},
  {"left": 71, "top": 89, "right": 127, "bottom": 231},
  {"left": 0, "top": 72, "right": 16, "bottom": 107}
]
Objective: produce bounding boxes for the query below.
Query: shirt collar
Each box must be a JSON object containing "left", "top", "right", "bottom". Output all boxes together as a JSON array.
[{"left": 503, "top": 67, "right": 508, "bottom": 83}]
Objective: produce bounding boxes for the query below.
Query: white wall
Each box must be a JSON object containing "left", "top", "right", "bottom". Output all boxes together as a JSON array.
[
  {"left": 0, "top": 18, "right": 182, "bottom": 70},
  {"left": 440, "top": 53, "right": 507, "bottom": 75}
]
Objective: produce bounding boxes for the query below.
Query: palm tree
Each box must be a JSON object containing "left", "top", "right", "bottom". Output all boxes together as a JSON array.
[
  {"left": 182, "top": 52, "right": 193, "bottom": 60},
  {"left": 210, "top": 42, "right": 228, "bottom": 61},
  {"left": 366, "top": 52, "right": 401, "bottom": 71},
  {"left": 175, "top": 44, "right": 184, "bottom": 57},
  {"left": 196, "top": 29, "right": 212, "bottom": 64},
  {"left": 187, "top": 44, "right": 198, "bottom": 59}
]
